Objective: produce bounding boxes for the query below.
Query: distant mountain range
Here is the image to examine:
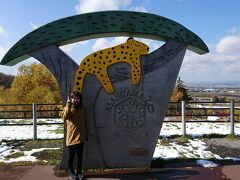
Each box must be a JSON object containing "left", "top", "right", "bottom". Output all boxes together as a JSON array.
[{"left": 185, "top": 81, "right": 240, "bottom": 88}]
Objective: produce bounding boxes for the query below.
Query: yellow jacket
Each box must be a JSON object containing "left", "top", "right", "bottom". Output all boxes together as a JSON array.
[{"left": 62, "top": 104, "right": 89, "bottom": 146}]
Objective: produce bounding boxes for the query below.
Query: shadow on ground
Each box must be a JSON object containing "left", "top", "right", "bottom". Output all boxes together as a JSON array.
[{"left": 86, "top": 169, "right": 198, "bottom": 180}]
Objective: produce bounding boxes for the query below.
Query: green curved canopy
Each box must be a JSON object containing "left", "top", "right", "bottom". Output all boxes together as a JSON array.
[{"left": 0, "top": 11, "right": 209, "bottom": 66}]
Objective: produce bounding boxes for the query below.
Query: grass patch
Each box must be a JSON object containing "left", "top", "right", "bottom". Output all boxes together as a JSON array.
[
  {"left": 48, "top": 126, "right": 64, "bottom": 134},
  {"left": 0, "top": 139, "right": 63, "bottom": 151},
  {"left": 175, "top": 135, "right": 193, "bottom": 145},
  {"left": 159, "top": 138, "right": 171, "bottom": 146},
  {"left": 37, "top": 120, "right": 46, "bottom": 124},
  {"left": 1, "top": 140, "right": 26, "bottom": 148},
  {"left": 17, "top": 119, "right": 31, "bottom": 124},
  {"left": 158, "top": 135, "right": 194, "bottom": 146},
  {"left": 192, "top": 153, "right": 200, "bottom": 158},
  {"left": 19, "top": 139, "right": 63, "bottom": 151},
  {"left": 226, "top": 134, "right": 240, "bottom": 140},
  {"left": 202, "top": 134, "right": 227, "bottom": 139},
  {"left": 0, "top": 139, "right": 63, "bottom": 166},
  {"left": 32, "top": 149, "right": 62, "bottom": 165},
  {"left": 0, "top": 160, "right": 50, "bottom": 166},
  {"left": 180, "top": 155, "right": 188, "bottom": 160},
  {"left": 171, "top": 124, "right": 179, "bottom": 128},
  {"left": 0, "top": 119, "right": 10, "bottom": 124},
  {"left": 5, "top": 152, "right": 25, "bottom": 160}
]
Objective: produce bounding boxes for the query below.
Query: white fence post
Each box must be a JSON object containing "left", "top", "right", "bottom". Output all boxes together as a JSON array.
[
  {"left": 182, "top": 101, "right": 186, "bottom": 137},
  {"left": 230, "top": 99, "right": 235, "bottom": 136},
  {"left": 33, "top": 103, "right": 37, "bottom": 140}
]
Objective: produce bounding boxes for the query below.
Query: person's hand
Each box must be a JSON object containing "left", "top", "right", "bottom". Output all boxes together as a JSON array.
[
  {"left": 67, "top": 96, "right": 71, "bottom": 103},
  {"left": 66, "top": 96, "right": 72, "bottom": 107}
]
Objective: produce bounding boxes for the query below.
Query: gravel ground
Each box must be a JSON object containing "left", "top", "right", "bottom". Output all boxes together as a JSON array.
[{"left": 205, "top": 138, "right": 240, "bottom": 158}]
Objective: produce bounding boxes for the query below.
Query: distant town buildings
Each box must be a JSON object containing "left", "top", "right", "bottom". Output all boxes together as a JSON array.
[{"left": 192, "top": 96, "right": 214, "bottom": 102}]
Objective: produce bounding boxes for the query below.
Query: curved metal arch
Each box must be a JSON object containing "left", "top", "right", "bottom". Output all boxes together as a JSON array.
[{"left": 0, "top": 11, "right": 208, "bottom": 66}]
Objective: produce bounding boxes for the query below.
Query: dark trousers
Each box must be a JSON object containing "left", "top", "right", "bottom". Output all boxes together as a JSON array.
[{"left": 67, "top": 143, "right": 84, "bottom": 173}]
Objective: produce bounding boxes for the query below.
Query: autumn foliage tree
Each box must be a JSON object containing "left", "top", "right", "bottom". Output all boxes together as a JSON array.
[
  {"left": 0, "top": 72, "right": 13, "bottom": 104},
  {"left": 170, "top": 77, "right": 191, "bottom": 102},
  {"left": 166, "top": 77, "right": 191, "bottom": 119},
  {"left": 0, "top": 63, "right": 62, "bottom": 118},
  {"left": 0, "top": 72, "right": 14, "bottom": 89},
  {"left": 0, "top": 86, "right": 4, "bottom": 104},
  {"left": 8, "top": 63, "right": 61, "bottom": 104}
]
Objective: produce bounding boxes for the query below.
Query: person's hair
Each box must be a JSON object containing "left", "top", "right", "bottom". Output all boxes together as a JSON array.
[
  {"left": 70, "top": 91, "right": 82, "bottom": 99},
  {"left": 70, "top": 91, "right": 82, "bottom": 107}
]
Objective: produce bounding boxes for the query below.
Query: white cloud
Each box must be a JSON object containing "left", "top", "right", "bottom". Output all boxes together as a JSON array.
[
  {"left": 0, "top": 46, "right": 13, "bottom": 75},
  {"left": 92, "top": 37, "right": 128, "bottom": 51},
  {"left": 60, "top": 41, "right": 88, "bottom": 53},
  {"left": 30, "top": 22, "right": 38, "bottom": 30},
  {"left": 216, "top": 35, "right": 240, "bottom": 53},
  {"left": 0, "top": 55, "right": 39, "bottom": 75},
  {"left": 222, "top": 61, "right": 240, "bottom": 74},
  {"left": 92, "top": 38, "right": 112, "bottom": 51},
  {"left": 0, "top": 46, "right": 21, "bottom": 75},
  {"left": 227, "top": 27, "right": 240, "bottom": 35},
  {"left": 135, "top": 38, "right": 163, "bottom": 52},
  {"left": 0, "top": 65, "right": 17, "bottom": 75},
  {"left": 129, "top": 6, "right": 147, "bottom": 12},
  {"left": 75, "top": 0, "right": 131, "bottom": 14},
  {"left": 179, "top": 28, "right": 240, "bottom": 82},
  {"left": 60, "top": 43, "right": 77, "bottom": 53},
  {"left": 92, "top": 37, "right": 163, "bottom": 52},
  {"left": 0, "top": 45, "right": 8, "bottom": 60},
  {"left": 61, "top": 26, "right": 240, "bottom": 82},
  {"left": 0, "top": 26, "right": 8, "bottom": 37}
]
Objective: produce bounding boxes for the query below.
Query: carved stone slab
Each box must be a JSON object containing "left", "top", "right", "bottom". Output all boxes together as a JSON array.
[
  {"left": 29, "top": 39, "right": 187, "bottom": 169},
  {"left": 81, "top": 40, "right": 187, "bottom": 168}
]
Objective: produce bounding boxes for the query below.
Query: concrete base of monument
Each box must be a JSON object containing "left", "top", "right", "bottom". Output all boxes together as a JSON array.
[{"left": 54, "top": 167, "right": 152, "bottom": 177}]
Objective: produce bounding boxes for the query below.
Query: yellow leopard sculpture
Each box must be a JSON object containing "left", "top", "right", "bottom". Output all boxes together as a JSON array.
[{"left": 74, "top": 37, "right": 149, "bottom": 94}]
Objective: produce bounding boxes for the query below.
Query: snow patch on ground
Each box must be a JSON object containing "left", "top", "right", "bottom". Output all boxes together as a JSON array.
[
  {"left": 0, "top": 142, "right": 14, "bottom": 158},
  {"left": 0, "top": 125, "right": 63, "bottom": 140},
  {"left": 0, "top": 147, "right": 60, "bottom": 163},
  {"left": 153, "top": 139, "right": 221, "bottom": 160},
  {"left": 196, "top": 160, "right": 219, "bottom": 167},
  {"left": 160, "top": 122, "right": 240, "bottom": 137},
  {"left": 1, "top": 119, "right": 240, "bottom": 140},
  {"left": 0, "top": 118, "right": 63, "bottom": 140},
  {"left": 1, "top": 119, "right": 240, "bottom": 165}
]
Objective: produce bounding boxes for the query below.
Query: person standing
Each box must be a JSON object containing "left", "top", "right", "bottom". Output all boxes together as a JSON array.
[{"left": 62, "top": 91, "right": 89, "bottom": 180}]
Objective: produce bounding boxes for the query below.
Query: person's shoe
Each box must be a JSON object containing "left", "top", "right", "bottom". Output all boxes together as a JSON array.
[
  {"left": 68, "top": 171, "right": 77, "bottom": 180},
  {"left": 77, "top": 173, "right": 85, "bottom": 180}
]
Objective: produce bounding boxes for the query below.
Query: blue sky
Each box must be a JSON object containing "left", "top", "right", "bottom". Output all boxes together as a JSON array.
[{"left": 0, "top": 0, "right": 240, "bottom": 83}]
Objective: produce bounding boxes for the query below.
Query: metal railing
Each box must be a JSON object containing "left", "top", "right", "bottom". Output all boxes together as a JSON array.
[
  {"left": 0, "top": 103, "right": 63, "bottom": 140},
  {"left": 0, "top": 101, "right": 240, "bottom": 139},
  {"left": 166, "top": 100, "right": 240, "bottom": 136}
]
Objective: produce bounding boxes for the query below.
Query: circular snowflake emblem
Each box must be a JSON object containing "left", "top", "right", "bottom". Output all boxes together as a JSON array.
[{"left": 114, "top": 97, "right": 145, "bottom": 130}]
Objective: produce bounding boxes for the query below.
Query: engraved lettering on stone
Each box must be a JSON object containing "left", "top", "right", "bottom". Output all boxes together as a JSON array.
[
  {"left": 115, "top": 97, "right": 145, "bottom": 130},
  {"left": 106, "top": 88, "right": 155, "bottom": 130},
  {"left": 128, "top": 148, "right": 149, "bottom": 156}
]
